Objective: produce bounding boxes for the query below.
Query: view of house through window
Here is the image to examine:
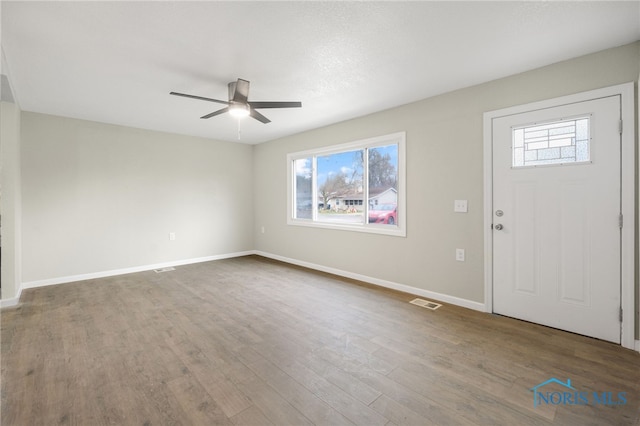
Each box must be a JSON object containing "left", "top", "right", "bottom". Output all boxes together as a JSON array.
[
  {"left": 317, "top": 149, "right": 364, "bottom": 223},
  {"left": 288, "top": 133, "right": 405, "bottom": 236}
]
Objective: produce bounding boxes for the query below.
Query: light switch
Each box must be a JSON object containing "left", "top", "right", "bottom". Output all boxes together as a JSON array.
[{"left": 454, "top": 200, "right": 468, "bottom": 213}]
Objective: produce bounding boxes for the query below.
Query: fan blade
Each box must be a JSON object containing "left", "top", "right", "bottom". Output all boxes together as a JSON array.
[
  {"left": 249, "top": 108, "right": 271, "bottom": 124},
  {"left": 248, "top": 101, "right": 302, "bottom": 109},
  {"left": 232, "top": 79, "right": 250, "bottom": 103},
  {"left": 201, "top": 107, "right": 229, "bottom": 119},
  {"left": 170, "top": 92, "right": 229, "bottom": 105}
]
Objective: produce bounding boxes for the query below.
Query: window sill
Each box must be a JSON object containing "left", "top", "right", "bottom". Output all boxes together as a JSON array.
[{"left": 287, "top": 218, "right": 406, "bottom": 237}]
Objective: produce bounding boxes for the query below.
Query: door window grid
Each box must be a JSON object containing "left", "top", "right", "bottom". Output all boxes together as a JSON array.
[{"left": 512, "top": 117, "right": 590, "bottom": 167}]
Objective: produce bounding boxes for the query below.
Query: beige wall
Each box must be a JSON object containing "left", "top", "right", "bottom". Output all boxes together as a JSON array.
[
  {"left": 1, "top": 100, "right": 22, "bottom": 300},
  {"left": 253, "top": 42, "right": 639, "bottom": 311},
  {"left": 20, "top": 113, "right": 254, "bottom": 283},
  {"left": 7, "top": 42, "right": 640, "bottom": 339}
]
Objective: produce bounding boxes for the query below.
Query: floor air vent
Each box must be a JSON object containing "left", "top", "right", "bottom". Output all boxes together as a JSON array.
[
  {"left": 409, "top": 298, "right": 442, "bottom": 310},
  {"left": 154, "top": 267, "right": 175, "bottom": 273}
]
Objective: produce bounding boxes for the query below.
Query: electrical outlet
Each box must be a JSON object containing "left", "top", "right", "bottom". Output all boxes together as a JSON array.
[
  {"left": 456, "top": 248, "right": 465, "bottom": 261},
  {"left": 169, "top": 232, "right": 176, "bottom": 241},
  {"left": 454, "top": 200, "right": 468, "bottom": 213}
]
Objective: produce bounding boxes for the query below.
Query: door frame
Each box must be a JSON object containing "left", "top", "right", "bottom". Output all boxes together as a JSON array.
[{"left": 483, "top": 82, "right": 636, "bottom": 350}]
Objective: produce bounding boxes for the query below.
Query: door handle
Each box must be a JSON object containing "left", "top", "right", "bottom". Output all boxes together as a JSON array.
[{"left": 494, "top": 224, "right": 504, "bottom": 230}]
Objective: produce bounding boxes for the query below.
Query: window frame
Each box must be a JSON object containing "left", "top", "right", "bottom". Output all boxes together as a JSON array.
[{"left": 287, "top": 132, "right": 406, "bottom": 237}]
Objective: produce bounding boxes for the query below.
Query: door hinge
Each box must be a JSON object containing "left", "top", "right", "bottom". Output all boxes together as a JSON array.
[
  {"left": 619, "top": 307, "right": 623, "bottom": 322},
  {"left": 618, "top": 213, "right": 623, "bottom": 229},
  {"left": 618, "top": 119, "right": 623, "bottom": 134}
]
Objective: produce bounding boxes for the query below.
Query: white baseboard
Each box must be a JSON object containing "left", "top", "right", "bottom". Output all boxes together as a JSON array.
[
  {"left": 0, "top": 288, "right": 21, "bottom": 308},
  {"left": 253, "top": 250, "right": 486, "bottom": 312},
  {"left": 6, "top": 249, "right": 636, "bottom": 351},
  {"left": 20, "top": 251, "right": 254, "bottom": 291}
]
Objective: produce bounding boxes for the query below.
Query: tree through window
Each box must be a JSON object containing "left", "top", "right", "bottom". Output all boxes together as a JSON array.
[{"left": 287, "top": 132, "right": 406, "bottom": 236}]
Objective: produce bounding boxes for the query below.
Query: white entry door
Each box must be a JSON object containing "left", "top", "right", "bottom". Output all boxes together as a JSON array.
[{"left": 492, "top": 95, "right": 622, "bottom": 343}]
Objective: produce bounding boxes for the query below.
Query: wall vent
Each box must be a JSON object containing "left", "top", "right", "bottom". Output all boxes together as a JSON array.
[
  {"left": 154, "top": 267, "right": 175, "bottom": 273},
  {"left": 409, "top": 298, "right": 442, "bottom": 310}
]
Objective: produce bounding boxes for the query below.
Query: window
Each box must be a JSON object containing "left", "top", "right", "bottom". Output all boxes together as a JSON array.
[
  {"left": 287, "top": 132, "right": 405, "bottom": 236},
  {"left": 512, "top": 116, "right": 590, "bottom": 167}
]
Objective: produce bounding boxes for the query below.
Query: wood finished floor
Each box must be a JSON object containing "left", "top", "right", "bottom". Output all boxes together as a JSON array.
[{"left": 2, "top": 255, "right": 639, "bottom": 425}]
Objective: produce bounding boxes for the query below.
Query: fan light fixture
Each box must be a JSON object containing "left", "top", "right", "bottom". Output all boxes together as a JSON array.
[
  {"left": 229, "top": 103, "right": 250, "bottom": 118},
  {"left": 170, "top": 78, "right": 302, "bottom": 124}
]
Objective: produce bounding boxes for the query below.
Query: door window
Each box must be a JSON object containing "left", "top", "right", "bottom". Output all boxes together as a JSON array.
[{"left": 512, "top": 117, "right": 590, "bottom": 167}]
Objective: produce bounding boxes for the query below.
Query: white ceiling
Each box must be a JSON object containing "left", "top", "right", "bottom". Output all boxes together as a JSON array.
[{"left": 2, "top": 1, "right": 639, "bottom": 144}]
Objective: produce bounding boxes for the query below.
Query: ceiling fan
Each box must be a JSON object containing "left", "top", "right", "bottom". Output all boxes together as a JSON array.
[{"left": 170, "top": 78, "right": 302, "bottom": 124}]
